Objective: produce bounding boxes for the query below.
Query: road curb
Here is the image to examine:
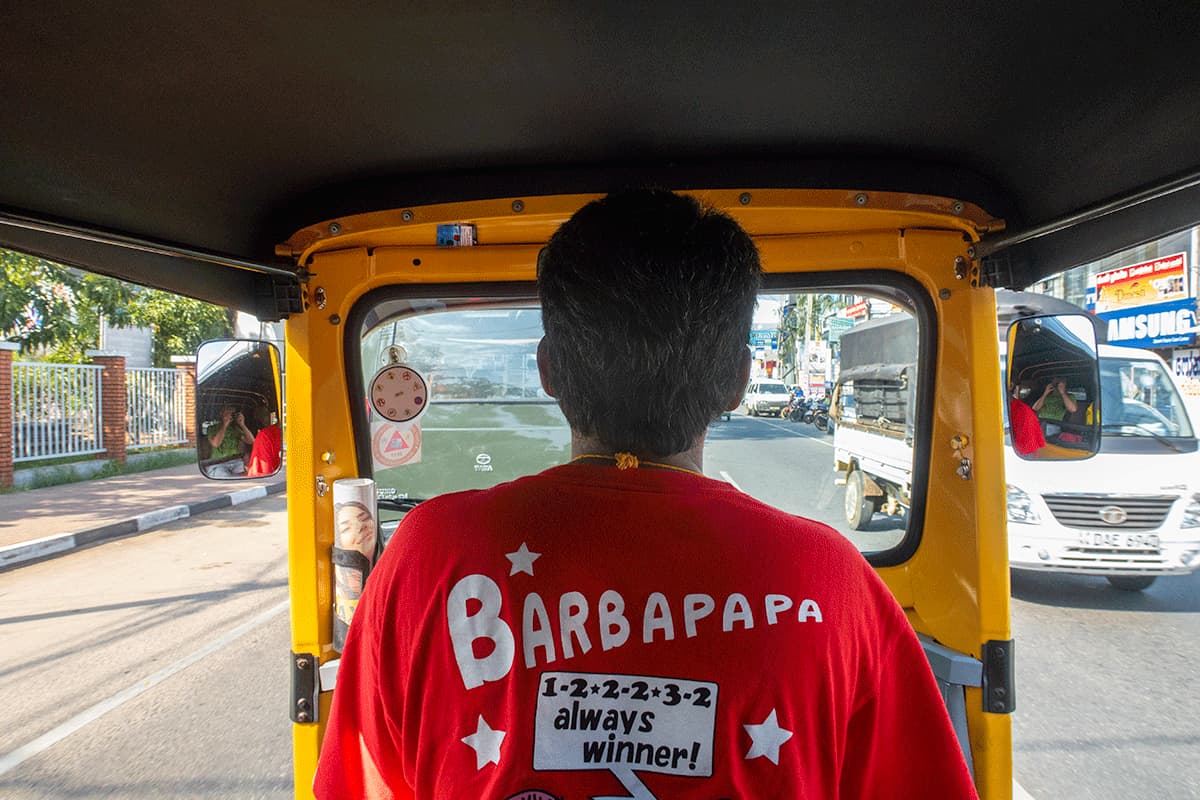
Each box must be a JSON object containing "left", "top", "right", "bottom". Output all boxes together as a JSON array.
[{"left": 0, "top": 481, "right": 286, "bottom": 572}]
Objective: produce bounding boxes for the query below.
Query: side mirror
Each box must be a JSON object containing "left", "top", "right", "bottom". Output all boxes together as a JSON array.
[
  {"left": 1005, "top": 313, "right": 1100, "bottom": 460},
  {"left": 196, "top": 339, "right": 283, "bottom": 479}
]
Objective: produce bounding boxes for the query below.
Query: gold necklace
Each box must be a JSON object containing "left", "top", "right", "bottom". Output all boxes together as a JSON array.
[{"left": 570, "top": 452, "right": 703, "bottom": 477}]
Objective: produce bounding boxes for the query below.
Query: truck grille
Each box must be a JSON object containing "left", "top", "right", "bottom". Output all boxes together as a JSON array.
[
  {"left": 1060, "top": 547, "right": 1166, "bottom": 567},
  {"left": 1042, "top": 494, "right": 1176, "bottom": 530}
]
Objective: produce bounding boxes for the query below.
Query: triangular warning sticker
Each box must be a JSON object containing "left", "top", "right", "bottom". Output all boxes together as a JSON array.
[{"left": 386, "top": 430, "right": 409, "bottom": 451}]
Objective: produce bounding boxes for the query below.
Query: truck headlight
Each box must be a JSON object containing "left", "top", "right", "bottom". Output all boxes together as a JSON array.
[
  {"left": 1182, "top": 494, "right": 1200, "bottom": 529},
  {"left": 1007, "top": 485, "right": 1041, "bottom": 524}
]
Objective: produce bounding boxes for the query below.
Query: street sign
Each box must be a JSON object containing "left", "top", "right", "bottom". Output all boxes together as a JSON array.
[
  {"left": 826, "top": 317, "right": 853, "bottom": 343},
  {"left": 749, "top": 329, "right": 778, "bottom": 348}
]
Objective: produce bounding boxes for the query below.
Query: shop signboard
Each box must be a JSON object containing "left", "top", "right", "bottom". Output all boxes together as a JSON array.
[
  {"left": 826, "top": 317, "right": 854, "bottom": 343},
  {"left": 846, "top": 300, "right": 870, "bottom": 319},
  {"left": 1094, "top": 252, "right": 1196, "bottom": 347},
  {"left": 1173, "top": 348, "right": 1200, "bottom": 403},
  {"left": 749, "top": 329, "right": 778, "bottom": 348},
  {"left": 1094, "top": 252, "right": 1189, "bottom": 314},
  {"left": 1098, "top": 296, "right": 1198, "bottom": 348}
]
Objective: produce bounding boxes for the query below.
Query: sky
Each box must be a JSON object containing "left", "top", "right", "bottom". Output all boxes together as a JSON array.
[{"left": 753, "top": 295, "right": 786, "bottom": 328}]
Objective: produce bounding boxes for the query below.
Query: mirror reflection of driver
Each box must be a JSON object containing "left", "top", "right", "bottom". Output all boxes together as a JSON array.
[{"left": 1010, "top": 382, "right": 1047, "bottom": 455}]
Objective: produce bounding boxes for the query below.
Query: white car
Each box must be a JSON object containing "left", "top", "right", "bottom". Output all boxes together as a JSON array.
[{"left": 743, "top": 380, "right": 791, "bottom": 417}]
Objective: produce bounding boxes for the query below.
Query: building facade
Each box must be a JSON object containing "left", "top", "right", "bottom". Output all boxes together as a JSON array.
[{"left": 1028, "top": 226, "right": 1200, "bottom": 410}]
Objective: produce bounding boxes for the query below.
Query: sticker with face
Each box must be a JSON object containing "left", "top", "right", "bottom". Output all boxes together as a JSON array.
[
  {"left": 369, "top": 364, "right": 429, "bottom": 423},
  {"left": 334, "top": 501, "right": 377, "bottom": 557}
]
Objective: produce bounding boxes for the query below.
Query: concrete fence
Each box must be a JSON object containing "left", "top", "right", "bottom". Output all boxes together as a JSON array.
[{"left": 0, "top": 344, "right": 196, "bottom": 488}]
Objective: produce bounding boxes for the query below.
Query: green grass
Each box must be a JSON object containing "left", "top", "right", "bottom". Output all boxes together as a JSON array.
[{"left": 6, "top": 447, "right": 197, "bottom": 492}]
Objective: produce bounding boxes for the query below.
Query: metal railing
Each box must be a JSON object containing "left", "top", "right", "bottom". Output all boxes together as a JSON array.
[
  {"left": 12, "top": 362, "right": 105, "bottom": 462},
  {"left": 126, "top": 367, "right": 189, "bottom": 450}
]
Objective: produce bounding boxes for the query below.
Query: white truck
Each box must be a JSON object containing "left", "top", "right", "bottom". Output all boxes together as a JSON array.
[
  {"left": 833, "top": 295, "right": 1200, "bottom": 590},
  {"left": 831, "top": 313, "right": 918, "bottom": 530}
]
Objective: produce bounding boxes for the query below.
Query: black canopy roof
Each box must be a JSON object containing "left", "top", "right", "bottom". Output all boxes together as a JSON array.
[{"left": 3, "top": 3, "right": 1199, "bottom": 318}]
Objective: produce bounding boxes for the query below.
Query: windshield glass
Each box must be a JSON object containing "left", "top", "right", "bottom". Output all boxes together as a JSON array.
[
  {"left": 359, "top": 300, "right": 569, "bottom": 501},
  {"left": 1101, "top": 356, "right": 1195, "bottom": 438},
  {"left": 356, "top": 289, "right": 927, "bottom": 557}
]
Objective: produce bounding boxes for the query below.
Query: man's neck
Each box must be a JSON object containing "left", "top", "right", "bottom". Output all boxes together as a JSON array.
[{"left": 570, "top": 433, "right": 705, "bottom": 473}]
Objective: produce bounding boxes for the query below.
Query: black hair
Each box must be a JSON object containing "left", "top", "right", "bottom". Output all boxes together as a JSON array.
[{"left": 538, "top": 189, "right": 762, "bottom": 457}]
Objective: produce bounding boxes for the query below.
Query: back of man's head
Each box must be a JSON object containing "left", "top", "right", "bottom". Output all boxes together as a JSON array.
[{"left": 538, "top": 189, "right": 762, "bottom": 457}]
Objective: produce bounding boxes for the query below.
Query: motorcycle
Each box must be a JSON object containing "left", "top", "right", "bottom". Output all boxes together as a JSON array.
[
  {"left": 807, "top": 399, "right": 831, "bottom": 431},
  {"left": 785, "top": 396, "right": 808, "bottom": 422}
]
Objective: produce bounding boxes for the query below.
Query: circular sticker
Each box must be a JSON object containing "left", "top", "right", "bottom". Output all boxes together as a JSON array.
[
  {"left": 372, "top": 422, "right": 422, "bottom": 467},
  {"left": 368, "top": 364, "right": 429, "bottom": 423}
]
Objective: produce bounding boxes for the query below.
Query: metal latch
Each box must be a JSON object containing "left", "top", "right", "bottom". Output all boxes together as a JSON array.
[
  {"left": 982, "top": 639, "right": 1015, "bottom": 714},
  {"left": 292, "top": 652, "right": 319, "bottom": 724}
]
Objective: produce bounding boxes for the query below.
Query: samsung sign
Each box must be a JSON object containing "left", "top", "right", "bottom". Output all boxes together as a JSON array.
[{"left": 1098, "top": 296, "right": 1198, "bottom": 347}]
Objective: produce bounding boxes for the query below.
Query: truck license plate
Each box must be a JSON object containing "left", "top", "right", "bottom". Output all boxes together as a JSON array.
[{"left": 1078, "top": 531, "right": 1160, "bottom": 549}]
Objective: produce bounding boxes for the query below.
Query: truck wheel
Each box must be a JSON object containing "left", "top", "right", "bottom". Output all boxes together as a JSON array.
[
  {"left": 1106, "top": 575, "right": 1156, "bottom": 591},
  {"left": 844, "top": 469, "right": 876, "bottom": 530}
]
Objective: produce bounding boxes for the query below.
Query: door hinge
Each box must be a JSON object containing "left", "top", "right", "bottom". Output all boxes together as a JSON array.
[
  {"left": 981, "top": 639, "right": 1015, "bottom": 714},
  {"left": 291, "top": 651, "right": 318, "bottom": 724}
]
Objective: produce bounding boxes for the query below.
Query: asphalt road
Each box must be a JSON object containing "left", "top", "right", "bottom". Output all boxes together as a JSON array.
[
  {"left": 1, "top": 414, "right": 1197, "bottom": 798},
  {"left": 0, "top": 496, "right": 292, "bottom": 799}
]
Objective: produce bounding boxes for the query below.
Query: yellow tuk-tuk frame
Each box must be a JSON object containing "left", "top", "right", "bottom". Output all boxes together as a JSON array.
[{"left": 280, "top": 189, "right": 1010, "bottom": 797}]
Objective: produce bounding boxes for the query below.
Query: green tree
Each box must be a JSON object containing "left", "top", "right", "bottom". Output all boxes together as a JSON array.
[
  {"left": 2, "top": 247, "right": 231, "bottom": 364},
  {"left": 778, "top": 293, "right": 847, "bottom": 382},
  {"left": 128, "top": 290, "right": 232, "bottom": 366}
]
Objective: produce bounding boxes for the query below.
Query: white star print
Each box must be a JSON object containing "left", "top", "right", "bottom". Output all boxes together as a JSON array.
[
  {"left": 506, "top": 542, "right": 541, "bottom": 576},
  {"left": 744, "top": 708, "right": 793, "bottom": 765},
  {"left": 461, "top": 714, "right": 505, "bottom": 770}
]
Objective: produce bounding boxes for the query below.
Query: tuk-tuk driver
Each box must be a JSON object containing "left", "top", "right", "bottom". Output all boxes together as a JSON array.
[{"left": 315, "top": 190, "right": 977, "bottom": 799}]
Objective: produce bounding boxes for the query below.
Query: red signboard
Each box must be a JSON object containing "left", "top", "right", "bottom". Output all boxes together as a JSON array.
[
  {"left": 1094, "top": 252, "right": 1189, "bottom": 314},
  {"left": 845, "top": 301, "right": 870, "bottom": 319}
]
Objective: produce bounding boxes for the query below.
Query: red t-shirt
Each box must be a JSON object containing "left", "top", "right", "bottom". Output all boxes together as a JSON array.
[
  {"left": 246, "top": 424, "right": 282, "bottom": 477},
  {"left": 314, "top": 464, "right": 977, "bottom": 799},
  {"left": 1008, "top": 398, "right": 1046, "bottom": 456}
]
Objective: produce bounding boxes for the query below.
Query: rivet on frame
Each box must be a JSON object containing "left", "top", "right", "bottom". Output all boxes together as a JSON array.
[
  {"left": 739, "top": 192, "right": 752, "bottom": 206},
  {"left": 939, "top": 288, "right": 952, "bottom": 300},
  {"left": 401, "top": 210, "right": 414, "bottom": 222},
  {"left": 854, "top": 193, "right": 869, "bottom": 206},
  {"left": 512, "top": 199, "right": 525, "bottom": 213}
]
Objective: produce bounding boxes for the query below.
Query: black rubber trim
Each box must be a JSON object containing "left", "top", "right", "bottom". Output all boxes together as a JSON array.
[{"left": 343, "top": 272, "right": 936, "bottom": 569}]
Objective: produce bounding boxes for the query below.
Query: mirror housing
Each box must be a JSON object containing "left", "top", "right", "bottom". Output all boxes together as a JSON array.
[
  {"left": 196, "top": 339, "right": 284, "bottom": 479},
  {"left": 1005, "top": 314, "right": 1101, "bottom": 460}
]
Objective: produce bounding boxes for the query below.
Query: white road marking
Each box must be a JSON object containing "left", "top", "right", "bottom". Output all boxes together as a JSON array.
[
  {"left": 229, "top": 485, "right": 269, "bottom": 505},
  {"left": 135, "top": 505, "right": 190, "bottom": 530},
  {"left": 719, "top": 471, "right": 744, "bottom": 492},
  {"left": 1014, "top": 780, "right": 1036, "bottom": 799},
  {"left": 0, "top": 534, "right": 76, "bottom": 567},
  {"left": 745, "top": 415, "right": 836, "bottom": 448},
  {"left": 0, "top": 598, "right": 289, "bottom": 778}
]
